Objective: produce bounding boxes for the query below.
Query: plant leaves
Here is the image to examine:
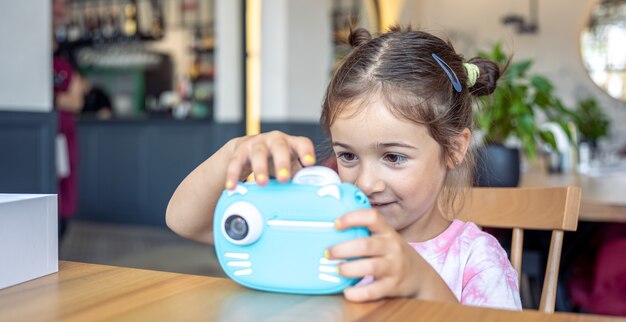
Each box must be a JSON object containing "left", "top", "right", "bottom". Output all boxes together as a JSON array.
[
  {"left": 539, "top": 130, "right": 558, "bottom": 150},
  {"left": 531, "top": 75, "right": 554, "bottom": 92},
  {"left": 505, "top": 60, "right": 533, "bottom": 80}
]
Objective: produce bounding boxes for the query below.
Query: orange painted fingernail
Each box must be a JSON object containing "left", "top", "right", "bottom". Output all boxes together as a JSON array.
[
  {"left": 334, "top": 219, "right": 342, "bottom": 229},
  {"left": 304, "top": 154, "right": 316, "bottom": 165},
  {"left": 277, "top": 168, "right": 290, "bottom": 181},
  {"left": 225, "top": 180, "right": 235, "bottom": 190},
  {"left": 256, "top": 173, "right": 267, "bottom": 185},
  {"left": 324, "top": 249, "right": 330, "bottom": 259}
]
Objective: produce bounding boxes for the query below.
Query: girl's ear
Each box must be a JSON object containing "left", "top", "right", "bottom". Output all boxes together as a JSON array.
[{"left": 448, "top": 128, "right": 471, "bottom": 168}]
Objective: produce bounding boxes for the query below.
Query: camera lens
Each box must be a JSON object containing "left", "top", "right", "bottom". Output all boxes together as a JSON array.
[
  {"left": 221, "top": 202, "right": 263, "bottom": 245},
  {"left": 225, "top": 215, "right": 248, "bottom": 241}
]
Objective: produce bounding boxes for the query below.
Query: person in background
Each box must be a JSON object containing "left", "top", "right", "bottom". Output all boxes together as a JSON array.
[
  {"left": 53, "top": 0, "right": 86, "bottom": 240},
  {"left": 82, "top": 83, "right": 114, "bottom": 120},
  {"left": 166, "top": 26, "right": 521, "bottom": 309}
]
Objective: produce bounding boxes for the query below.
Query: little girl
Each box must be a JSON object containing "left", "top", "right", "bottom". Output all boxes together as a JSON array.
[{"left": 166, "top": 26, "right": 522, "bottom": 310}]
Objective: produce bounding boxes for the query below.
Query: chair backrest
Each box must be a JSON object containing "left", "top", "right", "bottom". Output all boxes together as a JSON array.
[{"left": 456, "top": 186, "right": 581, "bottom": 313}]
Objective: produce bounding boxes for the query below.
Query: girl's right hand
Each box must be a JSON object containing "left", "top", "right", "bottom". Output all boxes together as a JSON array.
[{"left": 224, "top": 131, "right": 317, "bottom": 190}]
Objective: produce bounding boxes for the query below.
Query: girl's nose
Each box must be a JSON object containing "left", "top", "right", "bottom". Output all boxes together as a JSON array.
[{"left": 354, "top": 167, "right": 385, "bottom": 195}]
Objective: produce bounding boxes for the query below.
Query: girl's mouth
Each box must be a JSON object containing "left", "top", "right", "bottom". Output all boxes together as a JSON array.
[{"left": 370, "top": 201, "right": 396, "bottom": 208}]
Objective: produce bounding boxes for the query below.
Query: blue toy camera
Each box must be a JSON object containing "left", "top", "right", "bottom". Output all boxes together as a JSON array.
[{"left": 213, "top": 166, "right": 371, "bottom": 294}]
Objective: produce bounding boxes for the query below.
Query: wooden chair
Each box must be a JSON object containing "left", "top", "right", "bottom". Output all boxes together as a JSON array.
[{"left": 456, "top": 186, "right": 581, "bottom": 313}]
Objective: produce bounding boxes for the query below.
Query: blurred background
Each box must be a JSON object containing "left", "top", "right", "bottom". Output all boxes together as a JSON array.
[{"left": 1, "top": 0, "right": 625, "bottom": 315}]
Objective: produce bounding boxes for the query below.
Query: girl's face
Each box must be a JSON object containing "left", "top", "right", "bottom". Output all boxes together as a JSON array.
[{"left": 330, "top": 97, "right": 451, "bottom": 241}]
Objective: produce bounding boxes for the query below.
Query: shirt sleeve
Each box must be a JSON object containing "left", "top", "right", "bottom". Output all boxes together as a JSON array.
[{"left": 460, "top": 234, "right": 522, "bottom": 310}]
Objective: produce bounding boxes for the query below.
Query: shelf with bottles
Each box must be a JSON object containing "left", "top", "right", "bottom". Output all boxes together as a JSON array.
[
  {"left": 55, "top": 0, "right": 165, "bottom": 48},
  {"left": 187, "top": 25, "right": 215, "bottom": 82},
  {"left": 188, "top": 56, "right": 215, "bottom": 81},
  {"left": 188, "top": 60, "right": 214, "bottom": 82},
  {"left": 190, "top": 25, "right": 214, "bottom": 51},
  {"left": 180, "top": 28, "right": 214, "bottom": 120},
  {"left": 178, "top": 26, "right": 214, "bottom": 120}
]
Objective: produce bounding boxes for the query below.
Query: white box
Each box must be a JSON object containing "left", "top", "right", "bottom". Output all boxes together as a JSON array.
[{"left": 0, "top": 194, "right": 58, "bottom": 289}]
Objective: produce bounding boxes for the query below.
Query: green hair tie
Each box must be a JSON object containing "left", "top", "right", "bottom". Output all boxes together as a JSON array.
[{"left": 463, "top": 63, "right": 480, "bottom": 87}]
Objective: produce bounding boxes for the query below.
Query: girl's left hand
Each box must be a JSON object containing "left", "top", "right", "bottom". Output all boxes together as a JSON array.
[{"left": 328, "top": 209, "right": 454, "bottom": 302}]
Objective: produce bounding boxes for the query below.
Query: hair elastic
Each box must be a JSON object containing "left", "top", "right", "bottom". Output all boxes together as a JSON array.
[
  {"left": 432, "top": 53, "right": 462, "bottom": 93},
  {"left": 463, "top": 63, "right": 480, "bottom": 87}
]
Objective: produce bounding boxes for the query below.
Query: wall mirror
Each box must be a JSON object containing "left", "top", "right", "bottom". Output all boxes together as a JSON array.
[{"left": 581, "top": 0, "right": 626, "bottom": 102}]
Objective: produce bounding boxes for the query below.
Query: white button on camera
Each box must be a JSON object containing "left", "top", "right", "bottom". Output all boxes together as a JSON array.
[
  {"left": 292, "top": 166, "right": 341, "bottom": 186},
  {"left": 227, "top": 185, "right": 248, "bottom": 196}
]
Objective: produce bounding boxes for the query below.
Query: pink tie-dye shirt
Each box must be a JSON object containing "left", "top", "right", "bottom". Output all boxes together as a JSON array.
[
  {"left": 412, "top": 219, "right": 522, "bottom": 310},
  {"left": 358, "top": 219, "right": 522, "bottom": 310}
]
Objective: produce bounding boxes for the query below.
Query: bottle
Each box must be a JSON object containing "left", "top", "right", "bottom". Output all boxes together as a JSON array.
[
  {"left": 123, "top": 1, "right": 138, "bottom": 37},
  {"left": 174, "top": 76, "right": 193, "bottom": 119},
  {"left": 180, "top": 0, "right": 198, "bottom": 27},
  {"left": 578, "top": 141, "right": 591, "bottom": 174},
  {"left": 100, "top": 4, "right": 115, "bottom": 40},
  {"left": 66, "top": 10, "right": 82, "bottom": 42},
  {"left": 91, "top": 4, "right": 105, "bottom": 46},
  {"left": 109, "top": 3, "right": 121, "bottom": 40},
  {"left": 55, "top": 24, "right": 67, "bottom": 43},
  {"left": 150, "top": 0, "right": 164, "bottom": 38},
  {"left": 82, "top": 7, "right": 97, "bottom": 41}
]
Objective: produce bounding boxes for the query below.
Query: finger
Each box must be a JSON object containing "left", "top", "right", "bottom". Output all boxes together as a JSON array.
[
  {"left": 267, "top": 135, "right": 294, "bottom": 183},
  {"left": 343, "top": 279, "right": 396, "bottom": 302},
  {"left": 337, "top": 257, "right": 389, "bottom": 279},
  {"left": 225, "top": 149, "right": 249, "bottom": 190},
  {"left": 328, "top": 235, "right": 392, "bottom": 259},
  {"left": 335, "top": 209, "right": 394, "bottom": 235},
  {"left": 249, "top": 142, "right": 270, "bottom": 186},
  {"left": 286, "top": 136, "right": 316, "bottom": 166}
]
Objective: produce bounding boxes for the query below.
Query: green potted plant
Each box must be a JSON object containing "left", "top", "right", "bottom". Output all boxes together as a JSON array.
[
  {"left": 571, "top": 97, "right": 610, "bottom": 155},
  {"left": 474, "top": 43, "right": 573, "bottom": 186}
]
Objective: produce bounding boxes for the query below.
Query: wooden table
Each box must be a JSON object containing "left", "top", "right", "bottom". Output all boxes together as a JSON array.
[
  {"left": 521, "top": 165, "right": 626, "bottom": 223},
  {"left": 0, "top": 262, "right": 622, "bottom": 322}
]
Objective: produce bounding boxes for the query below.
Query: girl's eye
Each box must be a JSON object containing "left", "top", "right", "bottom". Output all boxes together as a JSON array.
[
  {"left": 337, "top": 152, "right": 357, "bottom": 162},
  {"left": 383, "top": 153, "right": 407, "bottom": 164}
]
